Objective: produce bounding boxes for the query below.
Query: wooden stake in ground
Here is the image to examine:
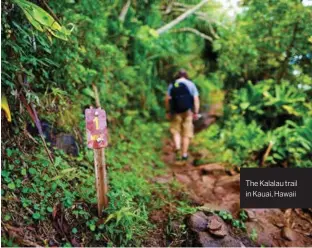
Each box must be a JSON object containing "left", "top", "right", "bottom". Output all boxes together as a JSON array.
[
  {"left": 85, "top": 103, "right": 108, "bottom": 217},
  {"left": 93, "top": 138, "right": 108, "bottom": 216},
  {"left": 261, "top": 141, "right": 274, "bottom": 167}
]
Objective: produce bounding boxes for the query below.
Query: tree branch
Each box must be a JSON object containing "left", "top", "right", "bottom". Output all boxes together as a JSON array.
[
  {"left": 207, "top": 22, "right": 219, "bottom": 39},
  {"left": 171, "top": 27, "right": 213, "bottom": 42},
  {"left": 170, "top": 5, "right": 228, "bottom": 29},
  {"left": 119, "top": 0, "right": 131, "bottom": 23},
  {"left": 39, "top": 0, "right": 61, "bottom": 24},
  {"left": 164, "top": 1, "right": 174, "bottom": 14},
  {"left": 156, "top": 0, "right": 209, "bottom": 35}
]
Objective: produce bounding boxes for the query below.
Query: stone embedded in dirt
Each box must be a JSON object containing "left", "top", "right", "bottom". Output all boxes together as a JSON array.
[
  {"left": 274, "top": 223, "right": 285, "bottom": 228},
  {"left": 209, "top": 223, "right": 228, "bottom": 238},
  {"left": 281, "top": 227, "right": 298, "bottom": 241},
  {"left": 174, "top": 173, "right": 192, "bottom": 185},
  {"left": 207, "top": 216, "right": 222, "bottom": 231},
  {"left": 194, "top": 231, "right": 242, "bottom": 247},
  {"left": 198, "top": 164, "right": 225, "bottom": 174},
  {"left": 188, "top": 170, "right": 202, "bottom": 181},
  {"left": 188, "top": 212, "right": 209, "bottom": 232},
  {"left": 188, "top": 213, "right": 252, "bottom": 247},
  {"left": 245, "top": 209, "right": 256, "bottom": 221},
  {"left": 206, "top": 214, "right": 228, "bottom": 238},
  {"left": 202, "top": 175, "right": 216, "bottom": 188},
  {"left": 197, "top": 232, "right": 219, "bottom": 247},
  {"left": 152, "top": 175, "right": 172, "bottom": 184},
  {"left": 189, "top": 193, "right": 204, "bottom": 206},
  {"left": 213, "top": 186, "right": 226, "bottom": 197},
  {"left": 215, "top": 174, "right": 240, "bottom": 190}
]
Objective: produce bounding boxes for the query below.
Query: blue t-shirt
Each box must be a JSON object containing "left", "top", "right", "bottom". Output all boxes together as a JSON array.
[{"left": 167, "top": 77, "right": 199, "bottom": 97}]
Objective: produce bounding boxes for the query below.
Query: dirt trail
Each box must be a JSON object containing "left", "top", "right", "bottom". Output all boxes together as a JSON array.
[{"left": 158, "top": 108, "right": 312, "bottom": 247}]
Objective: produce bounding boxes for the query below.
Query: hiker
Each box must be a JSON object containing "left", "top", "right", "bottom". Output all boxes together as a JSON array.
[{"left": 165, "top": 69, "right": 200, "bottom": 161}]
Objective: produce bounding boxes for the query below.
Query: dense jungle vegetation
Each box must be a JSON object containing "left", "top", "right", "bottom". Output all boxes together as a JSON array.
[{"left": 1, "top": 0, "right": 312, "bottom": 246}]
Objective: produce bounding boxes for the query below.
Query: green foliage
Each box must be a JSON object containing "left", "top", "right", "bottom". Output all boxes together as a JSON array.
[
  {"left": 199, "top": 0, "right": 312, "bottom": 168},
  {"left": 216, "top": 210, "right": 246, "bottom": 230},
  {"left": 217, "top": 210, "right": 233, "bottom": 220},
  {"left": 1, "top": 121, "right": 171, "bottom": 246},
  {"left": 239, "top": 210, "right": 248, "bottom": 222},
  {"left": 229, "top": 80, "right": 310, "bottom": 123},
  {"left": 195, "top": 115, "right": 312, "bottom": 167},
  {"left": 224, "top": 79, "right": 312, "bottom": 167},
  {"left": 13, "top": 0, "right": 71, "bottom": 40},
  {"left": 194, "top": 119, "right": 266, "bottom": 166},
  {"left": 215, "top": 0, "right": 312, "bottom": 86},
  {"left": 2, "top": 0, "right": 312, "bottom": 246},
  {"left": 250, "top": 228, "right": 258, "bottom": 242}
]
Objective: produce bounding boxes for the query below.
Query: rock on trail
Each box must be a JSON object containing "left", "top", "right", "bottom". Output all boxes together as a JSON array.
[
  {"left": 188, "top": 211, "right": 252, "bottom": 247},
  {"left": 161, "top": 139, "right": 312, "bottom": 247},
  {"left": 159, "top": 106, "right": 312, "bottom": 247}
]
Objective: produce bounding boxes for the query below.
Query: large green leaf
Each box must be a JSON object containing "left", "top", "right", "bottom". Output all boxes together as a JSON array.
[
  {"left": 23, "top": 9, "right": 44, "bottom": 32},
  {"left": 16, "top": 0, "right": 61, "bottom": 29},
  {"left": 13, "top": 0, "right": 70, "bottom": 40}
]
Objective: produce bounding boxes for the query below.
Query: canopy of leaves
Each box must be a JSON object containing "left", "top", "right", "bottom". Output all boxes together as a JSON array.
[{"left": 1, "top": 0, "right": 312, "bottom": 246}]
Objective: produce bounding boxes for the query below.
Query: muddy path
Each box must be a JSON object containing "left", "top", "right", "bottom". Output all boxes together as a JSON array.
[{"left": 157, "top": 108, "right": 312, "bottom": 247}]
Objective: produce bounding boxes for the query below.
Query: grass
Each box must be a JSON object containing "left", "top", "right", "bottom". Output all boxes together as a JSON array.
[{"left": 1, "top": 119, "right": 195, "bottom": 247}]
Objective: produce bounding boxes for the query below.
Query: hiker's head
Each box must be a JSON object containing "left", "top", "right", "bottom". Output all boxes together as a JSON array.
[{"left": 177, "top": 69, "right": 188, "bottom": 79}]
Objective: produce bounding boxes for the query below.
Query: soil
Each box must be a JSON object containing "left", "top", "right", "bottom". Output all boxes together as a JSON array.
[{"left": 151, "top": 106, "right": 312, "bottom": 247}]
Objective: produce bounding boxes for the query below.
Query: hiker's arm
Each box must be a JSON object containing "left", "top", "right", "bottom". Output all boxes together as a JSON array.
[
  {"left": 165, "top": 94, "right": 171, "bottom": 118},
  {"left": 165, "top": 85, "right": 172, "bottom": 112},
  {"left": 194, "top": 96, "right": 200, "bottom": 114},
  {"left": 165, "top": 95, "right": 171, "bottom": 111},
  {"left": 191, "top": 83, "right": 200, "bottom": 114}
]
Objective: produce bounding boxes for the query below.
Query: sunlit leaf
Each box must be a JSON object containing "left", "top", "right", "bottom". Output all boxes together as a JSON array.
[
  {"left": 1, "top": 94, "right": 12, "bottom": 122},
  {"left": 13, "top": 0, "right": 70, "bottom": 40}
]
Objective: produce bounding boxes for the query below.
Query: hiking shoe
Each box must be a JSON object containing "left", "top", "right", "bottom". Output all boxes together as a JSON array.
[{"left": 182, "top": 155, "right": 188, "bottom": 161}]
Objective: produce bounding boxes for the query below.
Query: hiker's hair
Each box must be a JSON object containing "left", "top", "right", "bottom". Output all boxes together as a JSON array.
[{"left": 177, "top": 69, "right": 188, "bottom": 79}]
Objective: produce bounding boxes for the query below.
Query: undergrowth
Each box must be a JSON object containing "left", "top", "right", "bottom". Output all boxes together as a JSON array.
[{"left": 1, "top": 120, "right": 192, "bottom": 247}]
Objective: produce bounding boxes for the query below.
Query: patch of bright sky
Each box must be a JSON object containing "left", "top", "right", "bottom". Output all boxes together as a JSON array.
[
  {"left": 217, "top": 0, "right": 241, "bottom": 18},
  {"left": 303, "top": 0, "right": 312, "bottom": 6},
  {"left": 217, "top": 0, "right": 312, "bottom": 18}
]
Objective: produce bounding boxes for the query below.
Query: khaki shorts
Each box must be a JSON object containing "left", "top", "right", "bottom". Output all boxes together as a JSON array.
[{"left": 170, "top": 111, "right": 194, "bottom": 138}]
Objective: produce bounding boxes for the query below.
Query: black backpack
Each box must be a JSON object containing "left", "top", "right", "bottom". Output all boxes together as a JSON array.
[{"left": 170, "top": 81, "right": 194, "bottom": 114}]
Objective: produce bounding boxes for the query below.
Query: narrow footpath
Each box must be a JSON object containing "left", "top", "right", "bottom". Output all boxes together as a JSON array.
[{"left": 155, "top": 106, "right": 312, "bottom": 247}]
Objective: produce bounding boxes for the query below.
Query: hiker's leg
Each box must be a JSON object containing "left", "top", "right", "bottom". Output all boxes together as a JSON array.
[
  {"left": 173, "top": 132, "right": 181, "bottom": 150},
  {"left": 170, "top": 114, "right": 182, "bottom": 151},
  {"left": 182, "top": 136, "right": 190, "bottom": 156},
  {"left": 181, "top": 113, "right": 194, "bottom": 158}
]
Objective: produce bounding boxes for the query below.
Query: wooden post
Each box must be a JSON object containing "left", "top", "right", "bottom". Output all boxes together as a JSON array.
[
  {"left": 94, "top": 147, "right": 108, "bottom": 217},
  {"left": 261, "top": 141, "right": 274, "bottom": 167},
  {"left": 92, "top": 83, "right": 108, "bottom": 217},
  {"left": 92, "top": 83, "right": 101, "bottom": 109}
]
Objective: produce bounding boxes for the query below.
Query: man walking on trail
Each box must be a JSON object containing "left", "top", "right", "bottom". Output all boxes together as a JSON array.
[{"left": 165, "top": 69, "right": 200, "bottom": 161}]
